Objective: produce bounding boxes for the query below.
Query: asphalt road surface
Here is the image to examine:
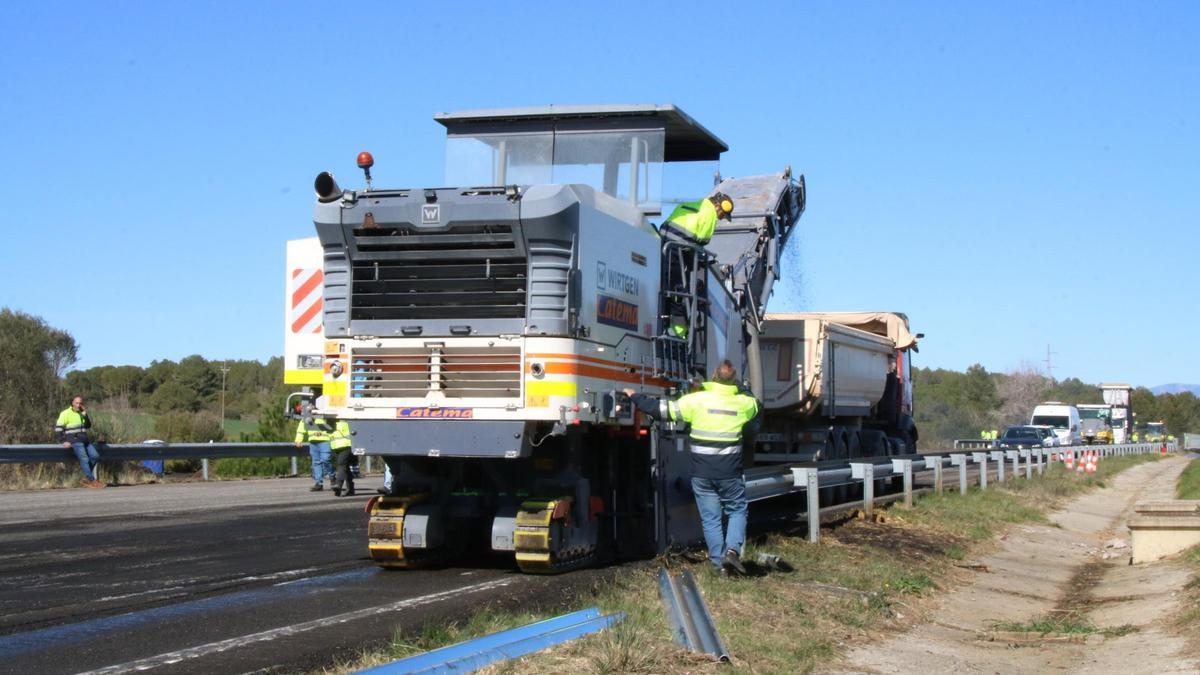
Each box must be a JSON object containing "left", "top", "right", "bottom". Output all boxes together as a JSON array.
[{"left": 0, "top": 477, "right": 593, "bottom": 674}]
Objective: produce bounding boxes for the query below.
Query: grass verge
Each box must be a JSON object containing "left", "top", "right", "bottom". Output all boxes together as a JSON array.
[
  {"left": 320, "top": 453, "right": 1161, "bottom": 674},
  {"left": 1178, "top": 457, "right": 1200, "bottom": 500},
  {"left": 1175, "top": 456, "right": 1200, "bottom": 648}
]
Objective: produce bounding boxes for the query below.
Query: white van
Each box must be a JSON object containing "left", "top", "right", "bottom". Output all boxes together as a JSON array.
[{"left": 1030, "top": 402, "right": 1082, "bottom": 446}]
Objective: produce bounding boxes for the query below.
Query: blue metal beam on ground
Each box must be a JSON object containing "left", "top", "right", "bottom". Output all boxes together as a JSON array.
[{"left": 358, "top": 606, "right": 625, "bottom": 674}]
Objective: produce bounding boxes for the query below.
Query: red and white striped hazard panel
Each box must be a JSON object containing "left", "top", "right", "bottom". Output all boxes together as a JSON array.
[{"left": 291, "top": 268, "right": 324, "bottom": 334}]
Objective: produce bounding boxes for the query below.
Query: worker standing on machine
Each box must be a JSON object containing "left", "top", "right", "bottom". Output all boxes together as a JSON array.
[
  {"left": 330, "top": 420, "right": 356, "bottom": 497},
  {"left": 625, "top": 360, "right": 761, "bottom": 575},
  {"left": 294, "top": 412, "right": 334, "bottom": 492},
  {"left": 660, "top": 192, "right": 733, "bottom": 340},
  {"left": 661, "top": 192, "right": 734, "bottom": 245}
]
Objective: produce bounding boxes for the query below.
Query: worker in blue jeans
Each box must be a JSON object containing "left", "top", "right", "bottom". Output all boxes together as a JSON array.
[
  {"left": 626, "top": 360, "right": 761, "bottom": 575},
  {"left": 55, "top": 396, "right": 104, "bottom": 488},
  {"left": 294, "top": 414, "right": 334, "bottom": 491}
]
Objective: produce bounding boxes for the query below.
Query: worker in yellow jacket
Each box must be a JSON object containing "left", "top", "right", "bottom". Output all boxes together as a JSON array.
[{"left": 330, "top": 420, "right": 357, "bottom": 497}]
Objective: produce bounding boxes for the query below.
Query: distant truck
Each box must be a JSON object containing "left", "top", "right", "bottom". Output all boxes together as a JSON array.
[
  {"left": 1100, "top": 383, "right": 1132, "bottom": 443},
  {"left": 1030, "top": 402, "right": 1082, "bottom": 446},
  {"left": 1076, "top": 404, "right": 1114, "bottom": 445}
]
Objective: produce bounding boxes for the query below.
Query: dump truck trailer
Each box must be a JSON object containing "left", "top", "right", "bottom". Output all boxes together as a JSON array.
[{"left": 284, "top": 104, "right": 917, "bottom": 573}]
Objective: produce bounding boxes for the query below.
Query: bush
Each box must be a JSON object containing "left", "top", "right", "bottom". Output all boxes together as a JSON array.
[{"left": 153, "top": 411, "right": 225, "bottom": 442}]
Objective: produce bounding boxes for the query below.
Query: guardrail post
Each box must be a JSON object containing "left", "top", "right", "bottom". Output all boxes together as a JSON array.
[
  {"left": 892, "top": 459, "right": 913, "bottom": 507},
  {"left": 950, "top": 454, "right": 968, "bottom": 494},
  {"left": 1006, "top": 450, "right": 1018, "bottom": 479},
  {"left": 1020, "top": 449, "right": 1032, "bottom": 479},
  {"left": 792, "top": 467, "right": 821, "bottom": 544},
  {"left": 202, "top": 458, "right": 209, "bottom": 481},
  {"left": 290, "top": 456, "right": 298, "bottom": 476},
  {"left": 365, "top": 455, "right": 372, "bottom": 475},
  {"left": 990, "top": 450, "right": 1005, "bottom": 482},
  {"left": 972, "top": 452, "right": 988, "bottom": 489},
  {"left": 850, "top": 463, "right": 874, "bottom": 517},
  {"left": 927, "top": 456, "right": 944, "bottom": 495}
]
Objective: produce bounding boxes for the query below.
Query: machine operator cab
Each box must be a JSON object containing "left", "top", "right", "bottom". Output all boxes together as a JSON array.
[{"left": 436, "top": 104, "right": 729, "bottom": 225}]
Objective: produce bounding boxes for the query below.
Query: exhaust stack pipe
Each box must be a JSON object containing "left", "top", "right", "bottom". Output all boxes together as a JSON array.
[{"left": 314, "top": 172, "right": 342, "bottom": 202}]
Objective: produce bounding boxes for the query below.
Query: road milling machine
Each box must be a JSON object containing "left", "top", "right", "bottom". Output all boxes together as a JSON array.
[{"left": 284, "top": 105, "right": 919, "bottom": 573}]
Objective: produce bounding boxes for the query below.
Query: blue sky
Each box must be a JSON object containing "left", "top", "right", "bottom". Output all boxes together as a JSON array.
[{"left": 1, "top": 1, "right": 1196, "bottom": 388}]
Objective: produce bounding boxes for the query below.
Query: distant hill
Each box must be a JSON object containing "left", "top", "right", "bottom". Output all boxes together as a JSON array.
[{"left": 1151, "top": 383, "right": 1200, "bottom": 396}]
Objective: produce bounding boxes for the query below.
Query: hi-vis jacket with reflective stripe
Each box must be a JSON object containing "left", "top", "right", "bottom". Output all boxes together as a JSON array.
[
  {"left": 55, "top": 408, "right": 91, "bottom": 443},
  {"left": 632, "top": 382, "right": 761, "bottom": 479},
  {"left": 329, "top": 421, "right": 352, "bottom": 450},
  {"left": 295, "top": 418, "right": 332, "bottom": 443},
  {"left": 663, "top": 199, "right": 718, "bottom": 244}
]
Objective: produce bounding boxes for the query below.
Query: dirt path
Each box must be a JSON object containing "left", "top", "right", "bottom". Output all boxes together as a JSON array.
[{"left": 838, "top": 457, "right": 1196, "bottom": 674}]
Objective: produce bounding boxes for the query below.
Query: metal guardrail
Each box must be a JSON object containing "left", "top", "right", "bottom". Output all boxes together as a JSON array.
[
  {"left": 745, "top": 442, "right": 1176, "bottom": 543},
  {"left": 357, "top": 606, "right": 625, "bottom": 674},
  {"left": 658, "top": 568, "right": 729, "bottom": 662},
  {"left": 0, "top": 442, "right": 309, "bottom": 481},
  {"left": 0, "top": 442, "right": 304, "bottom": 463}
]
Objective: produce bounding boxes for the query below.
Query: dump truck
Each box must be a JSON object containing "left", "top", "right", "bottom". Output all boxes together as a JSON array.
[{"left": 284, "top": 104, "right": 919, "bottom": 573}]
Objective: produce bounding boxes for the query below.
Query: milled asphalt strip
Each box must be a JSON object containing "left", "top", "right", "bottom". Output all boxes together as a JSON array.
[{"left": 79, "top": 577, "right": 520, "bottom": 675}]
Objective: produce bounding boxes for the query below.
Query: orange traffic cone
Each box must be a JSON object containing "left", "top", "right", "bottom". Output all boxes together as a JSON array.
[
  {"left": 1065, "top": 450, "right": 1074, "bottom": 470},
  {"left": 1086, "top": 452, "right": 1097, "bottom": 474},
  {"left": 1076, "top": 452, "right": 1086, "bottom": 473}
]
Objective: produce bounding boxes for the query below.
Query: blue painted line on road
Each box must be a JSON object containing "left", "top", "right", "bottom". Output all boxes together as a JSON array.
[{"left": 0, "top": 568, "right": 376, "bottom": 657}]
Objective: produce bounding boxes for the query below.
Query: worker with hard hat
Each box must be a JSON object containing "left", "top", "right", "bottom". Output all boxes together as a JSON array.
[{"left": 661, "top": 192, "right": 734, "bottom": 245}]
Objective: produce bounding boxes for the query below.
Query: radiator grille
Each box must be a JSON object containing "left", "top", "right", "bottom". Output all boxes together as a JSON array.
[
  {"left": 350, "top": 345, "right": 522, "bottom": 399},
  {"left": 350, "top": 224, "right": 527, "bottom": 321}
]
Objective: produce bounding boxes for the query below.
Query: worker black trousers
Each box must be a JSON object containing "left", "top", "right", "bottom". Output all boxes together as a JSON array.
[{"left": 333, "top": 449, "right": 358, "bottom": 494}]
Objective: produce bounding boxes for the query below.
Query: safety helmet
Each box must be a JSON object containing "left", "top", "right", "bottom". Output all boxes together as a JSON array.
[{"left": 709, "top": 192, "right": 734, "bottom": 220}]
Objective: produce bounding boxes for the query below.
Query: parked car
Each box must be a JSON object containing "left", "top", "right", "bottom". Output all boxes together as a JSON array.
[
  {"left": 1029, "top": 425, "right": 1061, "bottom": 447},
  {"left": 997, "top": 425, "right": 1055, "bottom": 449}
]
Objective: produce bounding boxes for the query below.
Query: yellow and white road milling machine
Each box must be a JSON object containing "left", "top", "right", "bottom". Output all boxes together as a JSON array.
[{"left": 284, "top": 105, "right": 913, "bottom": 574}]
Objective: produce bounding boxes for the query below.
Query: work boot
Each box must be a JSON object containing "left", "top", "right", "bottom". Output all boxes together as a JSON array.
[
  {"left": 376, "top": 487, "right": 390, "bottom": 495},
  {"left": 721, "top": 549, "right": 746, "bottom": 576},
  {"left": 91, "top": 479, "right": 107, "bottom": 489},
  {"left": 310, "top": 484, "right": 323, "bottom": 492},
  {"left": 79, "top": 477, "right": 92, "bottom": 488},
  {"left": 345, "top": 485, "right": 355, "bottom": 497},
  {"left": 332, "top": 486, "right": 342, "bottom": 497}
]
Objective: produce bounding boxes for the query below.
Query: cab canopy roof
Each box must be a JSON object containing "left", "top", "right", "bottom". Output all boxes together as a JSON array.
[{"left": 434, "top": 104, "right": 728, "bottom": 162}]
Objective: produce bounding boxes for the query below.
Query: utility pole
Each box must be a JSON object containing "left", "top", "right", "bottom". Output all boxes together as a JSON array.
[
  {"left": 1043, "top": 344, "right": 1057, "bottom": 383},
  {"left": 219, "top": 361, "right": 231, "bottom": 433}
]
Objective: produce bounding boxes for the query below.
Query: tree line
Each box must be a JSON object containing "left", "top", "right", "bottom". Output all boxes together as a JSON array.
[
  {"left": 0, "top": 309, "right": 295, "bottom": 444},
  {"left": 913, "top": 363, "right": 1200, "bottom": 444},
  {"left": 2, "top": 308, "right": 1196, "bottom": 448}
]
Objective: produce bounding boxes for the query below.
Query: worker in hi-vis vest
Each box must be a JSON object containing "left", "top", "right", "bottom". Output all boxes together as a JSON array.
[
  {"left": 625, "top": 360, "right": 761, "bottom": 576},
  {"left": 295, "top": 414, "right": 334, "bottom": 491},
  {"left": 329, "top": 420, "right": 357, "bottom": 497},
  {"left": 660, "top": 192, "right": 734, "bottom": 245},
  {"left": 55, "top": 395, "right": 103, "bottom": 488}
]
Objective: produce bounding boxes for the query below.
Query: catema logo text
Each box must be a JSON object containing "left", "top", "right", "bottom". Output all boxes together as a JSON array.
[
  {"left": 596, "top": 294, "right": 639, "bottom": 331},
  {"left": 395, "top": 407, "right": 473, "bottom": 419}
]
